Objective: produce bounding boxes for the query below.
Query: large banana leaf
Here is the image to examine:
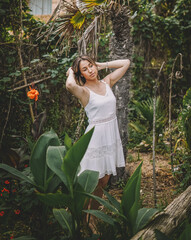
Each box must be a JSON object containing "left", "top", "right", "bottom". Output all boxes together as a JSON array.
[
  {"left": 64, "top": 132, "right": 72, "bottom": 150},
  {"left": 121, "top": 162, "right": 142, "bottom": 234},
  {"left": 46, "top": 145, "right": 68, "bottom": 188},
  {"left": 77, "top": 170, "right": 99, "bottom": 193},
  {"left": 0, "top": 163, "right": 35, "bottom": 185},
  {"left": 36, "top": 192, "right": 72, "bottom": 209},
  {"left": 53, "top": 208, "right": 73, "bottom": 236},
  {"left": 62, "top": 127, "right": 94, "bottom": 194},
  {"left": 135, "top": 208, "right": 159, "bottom": 233},
  {"left": 46, "top": 174, "right": 62, "bottom": 193},
  {"left": 30, "top": 129, "right": 60, "bottom": 190}
]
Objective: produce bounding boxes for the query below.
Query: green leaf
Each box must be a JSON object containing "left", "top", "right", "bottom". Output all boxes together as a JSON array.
[
  {"left": 21, "top": 67, "right": 30, "bottom": 71},
  {"left": 53, "top": 208, "right": 73, "bottom": 236},
  {"left": 121, "top": 162, "right": 142, "bottom": 233},
  {"left": 0, "top": 163, "right": 35, "bottom": 186},
  {"left": 64, "top": 133, "right": 72, "bottom": 150},
  {"left": 46, "top": 174, "right": 62, "bottom": 193},
  {"left": 84, "top": 210, "right": 115, "bottom": 225},
  {"left": 62, "top": 127, "right": 94, "bottom": 193},
  {"left": 80, "top": 192, "right": 118, "bottom": 214},
  {"left": 77, "top": 170, "right": 99, "bottom": 193},
  {"left": 154, "top": 229, "right": 171, "bottom": 240},
  {"left": 103, "top": 189, "right": 120, "bottom": 211},
  {"left": 9, "top": 70, "right": 21, "bottom": 77},
  {"left": 82, "top": 0, "right": 106, "bottom": 7},
  {"left": 0, "top": 77, "right": 11, "bottom": 82},
  {"left": 47, "top": 145, "right": 68, "bottom": 188},
  {"left": 30, "top": 129, "right": 60, "bottom": 191},
  {"left": 73, "top": 183, "right": 87, "bottom": 216},
  {"left": 135, "top": 208, "right": 159, "bottom": 233},
  {"left": 36, "top": 192, "right": 72, "bottom": 209},
  {"left": 179, "top": 222, "right": 191, "bottom": 240},
  {"left": 30, "top": 59, "right": 40, "bottom": 64}
]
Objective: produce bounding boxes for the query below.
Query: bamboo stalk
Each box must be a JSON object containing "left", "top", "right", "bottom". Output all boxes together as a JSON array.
[
  {"left": 152, "top": 61, "right": 165, "bottom": 207},
  {"left": 12, "top": 0, "right": 35, "bottom": 122},
  {"left": 169, "top": 53, "right": 183, "bottom": 173},
  {"left": 8, "top": 76, "right": 51, "bottom": 92},
  {"left": 10, "top": 74, "right": 44, "bottom": 87}
]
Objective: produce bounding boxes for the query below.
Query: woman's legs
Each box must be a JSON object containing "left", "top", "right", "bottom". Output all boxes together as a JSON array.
[
  {"left": 87, "top": 174, "right": 111, "bottom": 232},
  {"left": 90, "top": 174, "right": 111, "bottom": 210}
]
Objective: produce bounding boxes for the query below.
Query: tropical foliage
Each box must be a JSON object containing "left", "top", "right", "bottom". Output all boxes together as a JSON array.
[
  {"left": 0, "top": 0, "right": 191, "bottom": 239},
  {"left": 85, "top": 162, "right": 159, "bottom": 239}
]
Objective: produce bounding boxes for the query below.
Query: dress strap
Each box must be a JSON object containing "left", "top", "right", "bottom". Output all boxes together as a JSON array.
[
  {"left": 84, "top": 85, "right": 92, "bottom": 93},
  {"left": 101, "top": 79, "right": 107, "bottom": 84}
]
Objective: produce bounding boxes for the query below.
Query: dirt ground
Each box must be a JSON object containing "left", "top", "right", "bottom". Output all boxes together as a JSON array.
[{"left": 108, "top": 150, "right": 178, "bottom": 209}]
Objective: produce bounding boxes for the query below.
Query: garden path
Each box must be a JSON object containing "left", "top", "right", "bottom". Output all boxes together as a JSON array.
[{"left": 108, "top": 150, "right": 178, "bottom": 208}]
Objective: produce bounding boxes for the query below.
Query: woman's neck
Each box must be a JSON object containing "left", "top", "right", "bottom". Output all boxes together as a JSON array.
[{"left": 85, "top": 78, "right": 100, "bottom": 86}]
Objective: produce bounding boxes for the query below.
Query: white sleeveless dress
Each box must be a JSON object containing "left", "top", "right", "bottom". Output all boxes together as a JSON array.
[{"left": 78, "top": 80, "right": 125, "bottom": 179}]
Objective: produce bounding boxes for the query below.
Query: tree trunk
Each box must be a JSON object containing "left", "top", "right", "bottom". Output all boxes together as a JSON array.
[
  {"left": 130, "top": 185, "right": 191, "bottom": 240},
  {"left": 109, "top": 7, "right": 133, "bottom": 181}
]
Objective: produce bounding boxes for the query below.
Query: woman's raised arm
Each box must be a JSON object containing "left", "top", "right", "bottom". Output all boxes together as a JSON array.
[
  {"left": 96, "top": 59, "right": 130, "bottom": 87},
  {"left": 66, "top": 67, "right": 89, "bottom": 107}
]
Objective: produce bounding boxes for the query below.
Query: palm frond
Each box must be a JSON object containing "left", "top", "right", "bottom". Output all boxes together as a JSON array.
[
  {"left": 129, "top": 122, "right": 147, "bottom": 133},
  {"left": 37, "top": 2, "right": 85, "bottom": 51},
  {"left": 70, "top": 10, "right": 86, "bottom": 29},
  {"left": 82, "top": 0, "right": 106, "bottom": 7},
  {"left": 37, "top": 0, "right": 110, "bottom": 54},
  {"left": 133, "top": 97, "right": 166, "bottom": 133},
  {"left": 78, "top": 16, "right": 100, "bottom": 58}
]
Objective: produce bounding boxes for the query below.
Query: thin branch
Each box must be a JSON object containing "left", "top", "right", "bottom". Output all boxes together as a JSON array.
[
  {"left": 0, "top": 94, "right": 13, "bottom": 148},
  {"left": 10, "top": 75, "right": 47, "bottom": 87},
  {"left": 8, "top": 76, "right": 51, "bottom": 92},
  {"left": 169, "top": 53, "right": 183, "bottom": 173},
  {"left": 152, "top": 61, "right": 165, "bottom": 207},
  {"left": 0, "top": 42, "right": 38, "bottom": 46}
]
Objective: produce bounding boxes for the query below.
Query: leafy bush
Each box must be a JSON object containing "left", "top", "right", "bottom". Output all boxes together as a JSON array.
[
  {"left": 128, "top": 97, "right": 166, "bottom": 151},
  {"left": 0, "top": 128, "right": 98, "bottom": 239},
  {"left": 85, "top": 162, "right": 159, "bottom": 240}
]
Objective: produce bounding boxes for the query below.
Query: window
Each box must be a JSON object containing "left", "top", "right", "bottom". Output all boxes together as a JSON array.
[{"left": 29, "top": 0, "right": 52, "bottom": 15}]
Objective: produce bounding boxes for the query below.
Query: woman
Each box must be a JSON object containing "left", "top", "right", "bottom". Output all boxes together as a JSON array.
[{"left": 66, "top": 55, "right": 130, "bottom": 206}]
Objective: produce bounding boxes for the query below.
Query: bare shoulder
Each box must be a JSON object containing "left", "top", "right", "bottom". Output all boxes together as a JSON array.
[
  {"left": 102, "top": 76, "right": 111, "bottom": 87},
  {"left": 74, "top": 85, "right": 90, "bottom": 107}
]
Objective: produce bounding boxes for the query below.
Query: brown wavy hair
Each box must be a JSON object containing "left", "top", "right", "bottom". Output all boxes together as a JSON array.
[{"left": 72, "top": 55, "right": 97, "bottom": 86}]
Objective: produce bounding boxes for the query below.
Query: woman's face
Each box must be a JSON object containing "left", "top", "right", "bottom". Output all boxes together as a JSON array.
[{"left": 79, "top": 60, "right": 98, "bottom": 82}]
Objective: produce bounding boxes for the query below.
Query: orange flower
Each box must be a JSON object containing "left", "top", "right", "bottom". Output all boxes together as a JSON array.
[{"left": 27, "top": 86, "right": 39, "bottom": 101}]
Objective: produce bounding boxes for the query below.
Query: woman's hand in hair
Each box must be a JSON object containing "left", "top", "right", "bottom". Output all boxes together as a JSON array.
[{"left": 66, "top": 67, "right": 74, "bottom": 77}]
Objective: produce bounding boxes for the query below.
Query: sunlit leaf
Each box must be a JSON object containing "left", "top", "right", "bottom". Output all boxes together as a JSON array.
[
  {"left": 82, "top": 0, "right": 106, "bottom": 7},
  {"left": 135, "top": 208, "right": 159, "bottom": 233},
  {"left": 70, "top": 10, "right": 86, "bottom": 29}
]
